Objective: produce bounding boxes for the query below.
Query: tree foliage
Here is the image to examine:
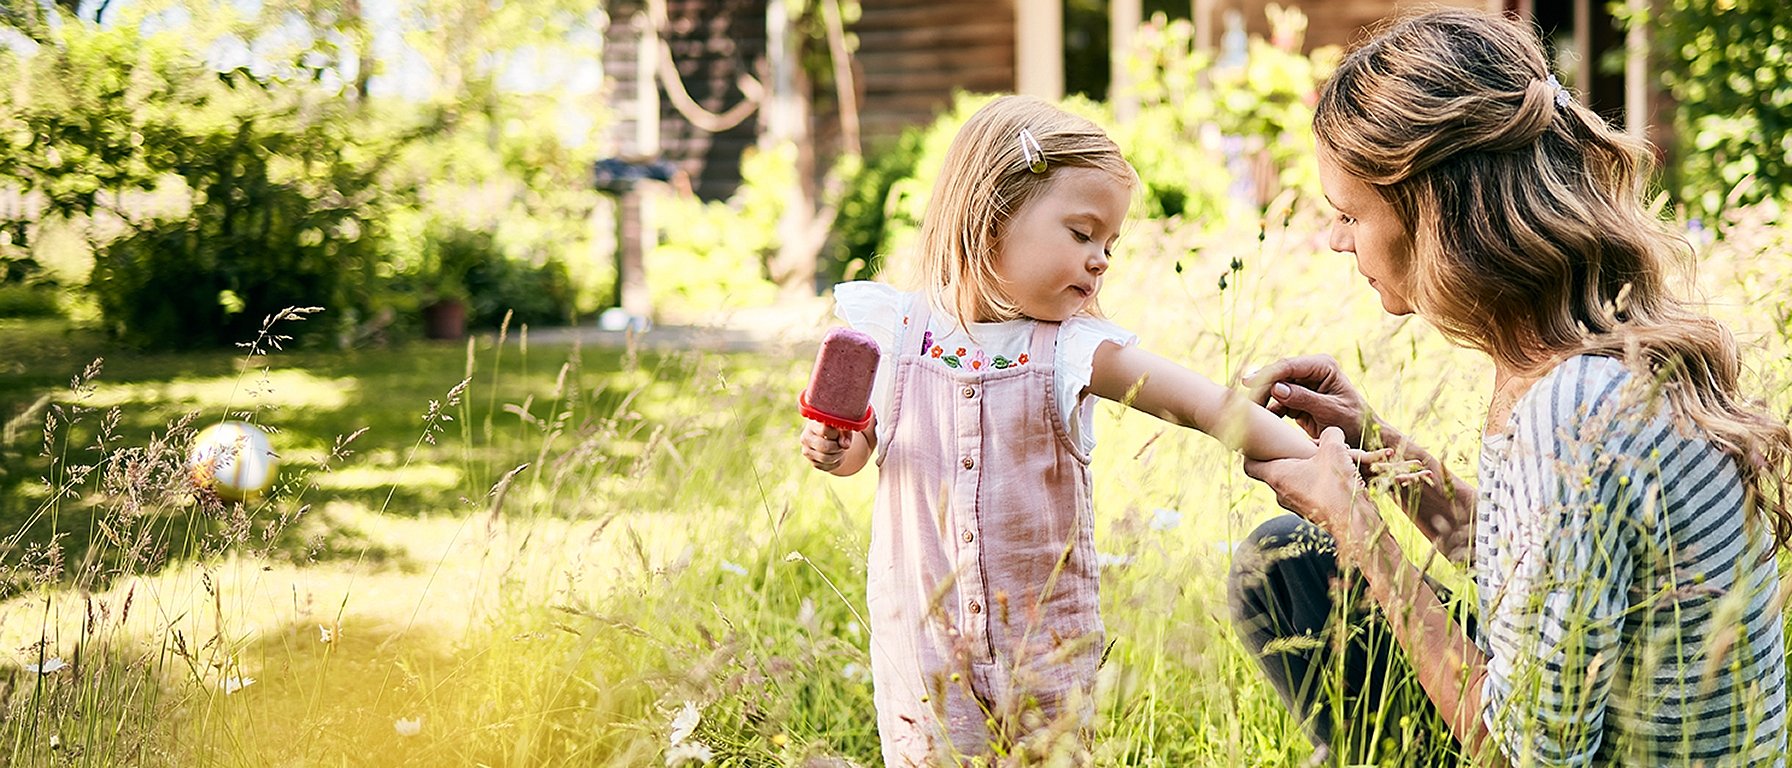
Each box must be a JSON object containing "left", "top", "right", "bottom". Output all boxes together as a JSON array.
[{"left": 1652, "top": 0, "right": 1792, "bottom": 217}]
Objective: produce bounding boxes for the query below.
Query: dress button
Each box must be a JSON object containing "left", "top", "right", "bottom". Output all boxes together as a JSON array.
[
  {"left": 968, "top": 600, "right": 982, "bottom": 614},
  {"left": 962, "top": 386, "right": 975, "bottom": 399},
  {"left": 962, "top": 457, "right": 975, "bottom": 469},
  {"left": 962, "top": 530, "right": 974, "bottom": 543}
]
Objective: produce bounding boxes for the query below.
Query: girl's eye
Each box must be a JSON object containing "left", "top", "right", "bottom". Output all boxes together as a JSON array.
[{"left": 1071, "top": 229, "right": 1092, "bottom": 243}]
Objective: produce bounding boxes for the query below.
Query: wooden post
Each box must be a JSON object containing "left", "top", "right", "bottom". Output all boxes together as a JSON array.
[
  {"left": 1194, "top": 0, "right": 1216, "bottom": 55},
  {"left": 1015, "top": 0, "right": 1063, "bottom": 99},
  {"left": 1110, "top": 0, "right": 1141, "bottom": 122},
  {"left": 1624, "top": 0, "right": 1648, "bottom": 138},
  {"left": 618, "top": 9, "right": 659, "bottom": 318}
]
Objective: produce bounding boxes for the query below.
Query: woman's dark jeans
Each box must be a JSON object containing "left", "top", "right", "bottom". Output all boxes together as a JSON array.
[{"left": 1226, "top": 514, "right": 1465, "bottom": 764}]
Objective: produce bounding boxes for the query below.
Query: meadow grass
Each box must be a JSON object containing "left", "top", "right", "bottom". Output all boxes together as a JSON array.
[{"left": 0, "top": 199, "right": 1787, "bottom": 766}]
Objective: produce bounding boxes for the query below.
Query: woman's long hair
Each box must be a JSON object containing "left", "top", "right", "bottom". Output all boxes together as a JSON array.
[{"left": 1314, "top": 9, "right": 1792, "bottom": 545}]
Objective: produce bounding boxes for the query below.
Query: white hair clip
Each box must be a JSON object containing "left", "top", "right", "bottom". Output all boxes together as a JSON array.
[
  {"left": 1017, "top": 128, "right": 1046, "bottom": 174},
  {"left": 1546, "top": 74, "right": 1570, "bottom": 109}
]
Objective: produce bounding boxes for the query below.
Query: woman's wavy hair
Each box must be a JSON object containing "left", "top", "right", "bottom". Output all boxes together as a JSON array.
[
  {"left": 915, "top": 95, "right": 1135, "bottom": 328},
  {"left": 1314, "top": 9, "right": 1792, "bottom": 545}
]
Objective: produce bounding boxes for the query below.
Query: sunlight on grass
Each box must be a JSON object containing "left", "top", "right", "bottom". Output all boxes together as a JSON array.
[
  {"left": 311, "top": 464, "right": 463, "bottom": 495},
  {"left": 78, "top": 370, "right": 359, "bottom": 412}
]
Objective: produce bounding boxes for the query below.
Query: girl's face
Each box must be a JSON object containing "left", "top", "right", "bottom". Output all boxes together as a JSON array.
[
  {"left": 1318, "top": 148, "right": 1415, "bottom": 316},
  {"left": 991, "top": 166, "right": 1130, "bottom": 322}
]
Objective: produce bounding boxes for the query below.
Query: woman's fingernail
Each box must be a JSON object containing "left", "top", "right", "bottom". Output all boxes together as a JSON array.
[{"left": 1272, "top": 383, "right": 1290, "bottom": 398}]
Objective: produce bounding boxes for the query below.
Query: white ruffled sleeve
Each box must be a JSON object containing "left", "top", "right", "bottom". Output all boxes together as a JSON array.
[
  {"left": 830, "top": 281, "right": 911, "bottom": 447},
  {"left": 1056, "top": 316, "right": 1138, "bottom": 455}
]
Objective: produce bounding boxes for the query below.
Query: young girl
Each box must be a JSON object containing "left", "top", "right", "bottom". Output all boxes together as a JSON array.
[{"left": 799, "top": 95, "right": 1316, "bottom": 764}]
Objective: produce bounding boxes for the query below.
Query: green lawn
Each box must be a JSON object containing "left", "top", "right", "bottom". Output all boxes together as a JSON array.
[{"left": 0, "top": 208, "right": 1787, "bottom": 765}]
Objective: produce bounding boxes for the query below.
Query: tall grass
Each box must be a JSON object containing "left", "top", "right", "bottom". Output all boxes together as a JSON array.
[{"left": 1, "top": 198, "right": 1788, "bottom": 766}]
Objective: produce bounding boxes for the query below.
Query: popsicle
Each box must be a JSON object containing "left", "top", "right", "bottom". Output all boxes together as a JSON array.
[{"left": 799, "top": 328, "right": 880, "bottom": 432}]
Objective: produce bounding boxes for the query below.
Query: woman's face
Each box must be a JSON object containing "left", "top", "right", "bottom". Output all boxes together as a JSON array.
[{"left": 1317, "top": 148, "right": 1415, "bottom": 316}]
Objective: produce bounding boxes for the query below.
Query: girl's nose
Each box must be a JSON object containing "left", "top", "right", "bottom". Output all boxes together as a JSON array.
[{"left": 1087, "top": 251, "right": 1109, "bottom": 275}]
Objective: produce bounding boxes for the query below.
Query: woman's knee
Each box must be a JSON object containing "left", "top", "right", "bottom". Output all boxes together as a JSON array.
[{"left": 1226, "top": 514, "right": 1337, "bottom": 618}]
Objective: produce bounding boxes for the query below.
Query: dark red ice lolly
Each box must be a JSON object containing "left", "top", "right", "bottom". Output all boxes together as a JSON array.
[{"left": 799, "top": 328, "right": 880, "bottom": 432}]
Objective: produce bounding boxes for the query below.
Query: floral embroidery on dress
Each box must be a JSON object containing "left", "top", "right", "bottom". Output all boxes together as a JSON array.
[{"left": 915, "top": 325, "right": 1027, "bottom": 371}]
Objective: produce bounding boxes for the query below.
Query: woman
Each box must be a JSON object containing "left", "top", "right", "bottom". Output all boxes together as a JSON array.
[{"left": 1229, "top": 9, "right": 1791, "bottom": 766}]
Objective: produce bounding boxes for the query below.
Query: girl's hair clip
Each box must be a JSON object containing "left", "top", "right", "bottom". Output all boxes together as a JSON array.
[
  {"left": 1546, "top": 74, "right": 1570, "bottom": 109},
  {"left": 1018, "top": 128, "right": 1046, "bottom": 174}
]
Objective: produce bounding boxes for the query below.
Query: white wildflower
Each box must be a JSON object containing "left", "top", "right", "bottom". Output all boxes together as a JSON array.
[
  {"left": 719, "top": 560, "right": 748, "bottom": 577},
  {"left": 1096, "top": 552, "right": 1135, "bottom": 569},
  {"left": 24, "top": 657, "right": 67, "bottom": 674},
  {"left": 841, "top": 662, "right": 870, "bottom": 682},
  {"left": 49, "top": 734, "right": 60, "bottom": 750},
  {"left": 394, "top": 716, "right": 423, "bottom": 736},
  {"left": 668, "top": 701, "right": 700, "bottom": 745},
  {"left": 665, "top": 740, "right": 714, "bottom": 766},
  {"left": 784, "top": 551, "right": 805, "bottom": 563},
  {"left": 1149, "top": 508, "right": 1183, "bottom": 531},
  {"left": 797, "top": 598, "right": 817, "bottom": 628},
  {"left": 318, "top": 624, "right": 334, "bottom": 643},
  {"left": 220, "top": 676, "right": 256, "bottom": 694}
]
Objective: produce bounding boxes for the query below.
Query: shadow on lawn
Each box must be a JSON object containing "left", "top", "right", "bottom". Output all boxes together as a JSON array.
[{"left": 1, "top": 324, "right": 759, "bottom": 602}]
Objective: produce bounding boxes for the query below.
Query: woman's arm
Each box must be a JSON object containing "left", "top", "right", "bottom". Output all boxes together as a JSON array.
[
  {"left": 1247, "top": 355, "right": 1477, "bottom": 562},
  {"left": 1246, "top": 428, "right": 1499, "bottom": 760},
  {"left": 1088, "top": 342, "right": 1315, "bottom": 461}
]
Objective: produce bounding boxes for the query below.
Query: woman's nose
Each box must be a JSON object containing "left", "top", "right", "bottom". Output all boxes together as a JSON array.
[{"left": 1327, "top": 222, "right": 1353, "bottom": 254}]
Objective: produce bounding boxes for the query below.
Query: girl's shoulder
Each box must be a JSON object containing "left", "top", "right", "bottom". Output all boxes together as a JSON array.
[
  {"left": 1057, "top": 314, "right": 1138, "bottom": 359},
  {"left": 833, "top": 282, "right": 919, "bottom": 356}
]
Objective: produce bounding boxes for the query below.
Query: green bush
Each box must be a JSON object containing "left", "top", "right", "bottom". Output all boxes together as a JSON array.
[
  {"left": 1650, "top": 1, "right": 1792, "bottom": 218},
  {"left": 824, "top": 129, "right": 923, "bottom": 285},
  {"left": 0, "top": 285, "right": 59, "bottom": 318},
  {"left": 466, "top": 253, "right": 575, "bottom": 329},
  {"left": 87, "top": 103, "right": 390, "bottom": 348},
  {"left": 647, "top": 144, "right": 784, "bottom": 316},
  {"left": 3, "top": 23, "right": 394, "bottom": 348}
]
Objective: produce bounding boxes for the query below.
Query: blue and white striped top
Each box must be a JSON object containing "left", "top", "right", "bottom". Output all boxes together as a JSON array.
[{"left": 1475, "top": 354, "right": 1787, "bottom": 766}]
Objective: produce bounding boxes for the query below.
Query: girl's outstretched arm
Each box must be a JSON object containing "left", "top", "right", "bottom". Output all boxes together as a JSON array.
[{"left": 1087, "top": 342, "right": 1315, "bottom": 461}]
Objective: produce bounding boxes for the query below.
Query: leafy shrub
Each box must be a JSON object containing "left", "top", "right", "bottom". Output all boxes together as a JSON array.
[
  {"left": 87, "top": 104, "right": 390, "bottom": 348},
  {"left": 646, "top": 144, "right": 784, "bottom": 316},
  {"left": 466, "top": 253, "right": 575, "bottom": 329},
  {"left": 4, "top": 24, "right": 393, "bottom": 348},
  {"left": 824, "top": 129, "right": 924, "bottom": 285},
  {"left": 1651, "top": 1, "right": 1792, "bottom": 218}
]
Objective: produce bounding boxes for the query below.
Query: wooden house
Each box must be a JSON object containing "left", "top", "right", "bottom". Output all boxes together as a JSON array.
[{"left": 602, "top": 0, "right": 1664, "bottom": 201}]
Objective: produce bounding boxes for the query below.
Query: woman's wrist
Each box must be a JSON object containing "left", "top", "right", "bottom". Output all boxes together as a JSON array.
[{"left": 1331, "top": 491, "right": 1384, "bottom": 565}]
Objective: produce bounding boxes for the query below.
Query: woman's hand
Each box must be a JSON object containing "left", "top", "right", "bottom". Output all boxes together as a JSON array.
[
  {"left": 800, "top": 421, "right": 853, "bottom": 472},
  {"left": 1243, "top": 427, "right": 1376, "bottom": 547},
  {"left": 1243, "top": 355, "right": 1377, "bottom": 448}
]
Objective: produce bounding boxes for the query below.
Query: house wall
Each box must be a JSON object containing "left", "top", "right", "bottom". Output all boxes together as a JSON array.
[
  {"left": 603, "top": 0, "right": 767, "bottom": 201},
  {"left": 854, "top": 0, "right": 1017, "bottom": 147}
]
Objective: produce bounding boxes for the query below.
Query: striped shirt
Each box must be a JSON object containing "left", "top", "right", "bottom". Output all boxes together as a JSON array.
[{"left": 1475, "top": 354, "right": 1787, "bottom": 766}]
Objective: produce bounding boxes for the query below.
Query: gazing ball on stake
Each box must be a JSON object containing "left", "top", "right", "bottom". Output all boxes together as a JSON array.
[{"left": 189, "top": 421, "right": 278, "bottom": 501}]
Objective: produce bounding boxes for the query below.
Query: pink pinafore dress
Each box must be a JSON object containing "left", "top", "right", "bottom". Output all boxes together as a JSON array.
[{"left": 868, "top": 299, "right": 1102, "bottom": 765}]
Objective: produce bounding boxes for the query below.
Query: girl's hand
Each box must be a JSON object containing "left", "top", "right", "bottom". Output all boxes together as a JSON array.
[
  {"left": 1243, "top": 355, "right": 1376, "bottom": 447},
  {"left": 800, "top": 420, "right": 853, "bottom": 472},
  {"left": 1243, "top": 427, "right": 1373, "bottom": 545}
]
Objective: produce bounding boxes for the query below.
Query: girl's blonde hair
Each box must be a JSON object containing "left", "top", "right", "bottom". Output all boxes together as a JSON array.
[
  {"left": 1315, "top": 8, "right": 1792, "bottom": 545},
  {"left": 917, "top": 95, "right": 1134, "bottom": 326}
]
